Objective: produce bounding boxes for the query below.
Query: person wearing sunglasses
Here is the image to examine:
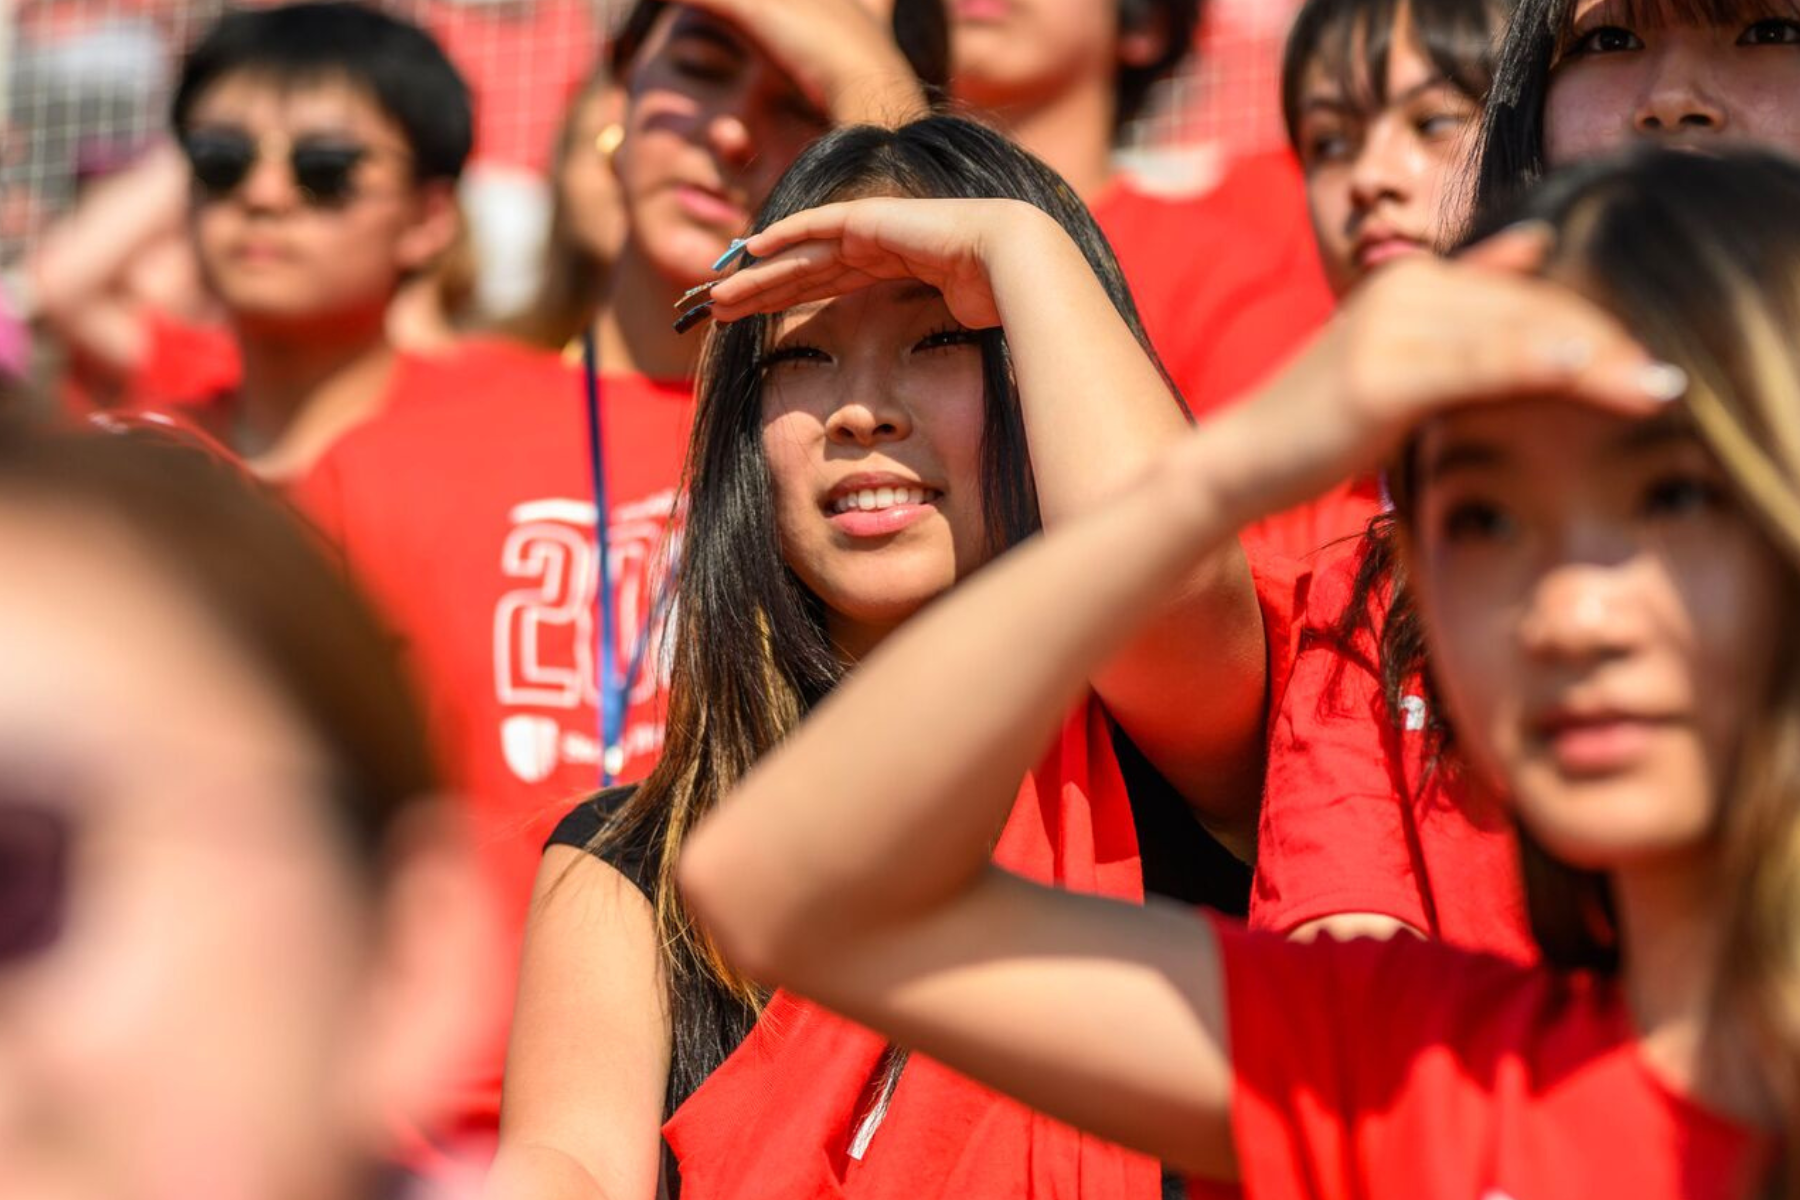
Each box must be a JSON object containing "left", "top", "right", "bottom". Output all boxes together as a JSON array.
[
  {"left": 0, "top": 420, "right": 503, "bottom": 1200},
  {"left": 152, "top": 0, "right": 469, "bottom": 483}
]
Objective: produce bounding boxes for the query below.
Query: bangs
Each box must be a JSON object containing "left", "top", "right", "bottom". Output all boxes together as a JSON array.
[
  {"left": 1556, "top": 0, "right": 1800, "bottom": 51},
  {"left": 1284, "top": 0, "right": 1507, "bottom": 144}
]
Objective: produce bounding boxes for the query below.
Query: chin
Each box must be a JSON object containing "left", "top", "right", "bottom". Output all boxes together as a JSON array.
[{"left": 1516, "top": 774, "right": 1714, "bottom": 873}]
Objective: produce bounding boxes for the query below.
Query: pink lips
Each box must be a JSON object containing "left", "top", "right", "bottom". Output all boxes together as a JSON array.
[
  {"left": 824, "top": 474, "right": 942, "bottom": 539},
  {"left": 1536, "top": 713, "right": 1667, "bottom": 777},
  {"left": 674, "top": 183, "right": 749, "bottom": 228},
  {"left": 1355, "top": 236, "right": 1425, "bottom": 273},
  {"left": 954, "top": 0, "right": 1010, "bottom": 21}
]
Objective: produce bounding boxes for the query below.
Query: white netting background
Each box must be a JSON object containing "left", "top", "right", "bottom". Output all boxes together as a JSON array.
[{"left": 2, "top": 0, "right": 1304, "bottom": 268}]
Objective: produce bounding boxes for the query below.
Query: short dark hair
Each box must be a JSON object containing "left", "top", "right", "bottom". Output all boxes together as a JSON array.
[
  {"left": 1117, "top": 0, "right": 1206, "bottom": 132},
  {"left": 1280, "top": 0, "right": 1510, "bottom": 151},
  {"left": 172, "top": 1, "right": 473, "bottom": 184}
]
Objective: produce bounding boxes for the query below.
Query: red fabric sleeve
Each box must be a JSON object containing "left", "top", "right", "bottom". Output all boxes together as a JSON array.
[
  {"left": 1251, "top": 625, "right": 1432, "bottom": 936},
  {"left": 1249, "top": 541, "right": 1432, "bottom": 936}
]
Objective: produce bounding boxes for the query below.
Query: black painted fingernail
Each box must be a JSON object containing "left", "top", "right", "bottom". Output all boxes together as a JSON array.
[{"left": 673, "top": 299, "right": 715, "bottom": 334}]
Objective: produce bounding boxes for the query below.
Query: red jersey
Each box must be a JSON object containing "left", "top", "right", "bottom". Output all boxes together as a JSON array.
[
  {"left": 1094, "top": 151, "right": 1334, "bottom": 420},
  {"left": 297, "top": 340, "right": 696, "bottom": 1127},
  {"left": 1250, "top": 537, "right": 1536, "bottom": 962},
  {"left": 666, "top": 694, "right": 1161, "bottom": 1200},
  {"left": 1214, "top": 916, "right": 1771, "bottom": 1199}
]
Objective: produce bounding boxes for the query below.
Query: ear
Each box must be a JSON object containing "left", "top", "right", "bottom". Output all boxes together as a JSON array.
[
  {"left": 1118, "top": 2, "right": 1174, "bottom": 71},
  {"left": 340, "top": 799, "right": 510, "bottom": 1155},
  {"left": 395, "top": 181, "right": 464, "bottom": 275}
]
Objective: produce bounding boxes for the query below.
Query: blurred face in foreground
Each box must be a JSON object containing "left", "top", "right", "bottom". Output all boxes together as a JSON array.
[
  {"left": 0, "top": 501, "right": 484, "bottom": 1200},
  {"left": 1413, "top": 400, "right": 1784, "bottom": 873}
]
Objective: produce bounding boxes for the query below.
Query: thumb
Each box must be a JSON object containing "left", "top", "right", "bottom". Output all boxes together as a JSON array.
[{"left": 1458, "top": 220, "right": 1556, "bottom": 275}]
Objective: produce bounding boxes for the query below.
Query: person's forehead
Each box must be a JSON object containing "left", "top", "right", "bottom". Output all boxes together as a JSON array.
[{"left": 774, "top": 281, "right": 950, "bottom": 328}]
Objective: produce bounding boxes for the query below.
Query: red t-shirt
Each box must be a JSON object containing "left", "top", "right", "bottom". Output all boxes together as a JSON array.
[
  {"left": 1214, "top": 916, "right": 1771, "bottom": 1199},
  {"left": 665, "top": 694, "right": 1161, "bottom": 1200},
  {"left": 297, "top": 340, "right": 696, "bottom": 1127},
  {"left": 1093, "top": 152, "right": 1334, "bottom": 421},
  {"left": 1095, "top": 155, "right": 1372, "bottom": 562},
  {"left": 1250, "top": 536, "right": 1537, "bottom": 963}
]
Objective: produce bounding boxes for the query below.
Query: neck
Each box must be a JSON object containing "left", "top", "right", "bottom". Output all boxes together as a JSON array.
[
  {"left": 971, "top": 75, "right": 1118, "bottom": 202},
  {"left": 595, "top": 242, "right": 702, "bottom": 381},
  {"left": 826, "top": 612, "right": 899, "bottom": 666},
  {"left": 234, "top": 316, "right": 397, "bottom": 482},
  {"left": 1613, "top": 851, "right": 1770, "bottom": 1123}
]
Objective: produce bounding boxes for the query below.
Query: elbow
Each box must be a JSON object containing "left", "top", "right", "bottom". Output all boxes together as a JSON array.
[{"left": 676, "top": 821, "right": 794, "bottom": 985}]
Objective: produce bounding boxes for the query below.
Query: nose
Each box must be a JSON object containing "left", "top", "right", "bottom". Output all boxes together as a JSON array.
[
  {"left": 1518, "top": 560, "right": 1639, "bottom": 666},
  {"left": 237, "top": 137, "right": 301, "bottom": 213},
  {"left": 1348, "top": 118, "right": 1416, "bottom": 217},
  {"left": 1633, "top": 44, "right": 1727, "bottom": 138},
  {"left": 705, "top": 110, "right": 756, "bottom": 173},
  {"left": 825, "top": 369, "right": 913, "bottom": 448}
]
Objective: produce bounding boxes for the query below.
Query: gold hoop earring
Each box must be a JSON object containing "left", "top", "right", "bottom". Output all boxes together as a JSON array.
[{"left": 594, "top": 123, "right": 625, "bottom": 162}]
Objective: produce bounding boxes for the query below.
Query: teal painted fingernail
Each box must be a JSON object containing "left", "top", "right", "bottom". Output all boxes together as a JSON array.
[{"left": 711, "top": 238, "right": 749, "bottom": 272}]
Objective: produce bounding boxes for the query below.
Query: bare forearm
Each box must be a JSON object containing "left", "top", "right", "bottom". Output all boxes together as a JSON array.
[{"left": 683, "top": 423, "right": 1253, "bottom": 977}]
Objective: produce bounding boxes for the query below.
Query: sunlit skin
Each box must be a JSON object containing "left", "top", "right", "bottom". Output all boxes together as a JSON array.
[
  {"left": 1294, "top": 9, "right": 1483, "bottom": 296},
  {"left": 0, "top": 510, "right": 373, "bottom": 1200},
  {"left": 1413, "top": 401, "right": 1785, "bottom": 874},
  {"left": 1545, "top": 0, "right": 1800, "bottom": 165},
  {"left": 945, "top": 0, "right": 1166, "bottom": 198},
  {"left": 948, "top": 0, "right": 1121, "bottom": 111},
  {"left": 186, "top": 74, "right": 442, "bottom": 334},
  {"left": 761, "top": 281, "right": 990, "bottom": 659},
  {"left": 615, "top": 10, "right": 830, "bottom": 289}
]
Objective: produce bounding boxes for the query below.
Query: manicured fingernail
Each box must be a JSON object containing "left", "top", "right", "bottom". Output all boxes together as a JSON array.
[
  {"left": 673, "top": 299, "right": 715, "bottom": 334},
  {"left": 673, "top": 280, "right": 718, "bottom": 311},
  {"left": 1636, "top": 361, "right": 1688, "bottom": 402},
  {"left": 711, "top": 238, "right": 749, "bottom": 272}
]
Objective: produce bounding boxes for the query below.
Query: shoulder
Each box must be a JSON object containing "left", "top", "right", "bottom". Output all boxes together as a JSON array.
[{"left": 547, "top": 786, "right": 655, "bottom": 902}]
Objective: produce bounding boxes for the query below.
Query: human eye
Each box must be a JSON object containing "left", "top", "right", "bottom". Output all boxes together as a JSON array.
[
  {"left": 914, "top": 325, "right": 981, "bottom": 354},
  {"left": 758, "top": 342, "right": 831, "bottom": 371},
  {"left": 1739, "top": 17, "right": 1800, "bottom": 45},
  {"left": 1439, "top": 497, "right": 1518, "bottom": 545},
  {"left": 1564, "top": 25, "right": 1645, "bottom": 56},
  {"left": 1641, "top": 471, "right": 1728, "bottom": 520},
  {"left": 1299, "top": 120, "right": 1355, "bottom": 167},
  {"left": 670, "top": 41, "right": 738, "bottom": 84}
]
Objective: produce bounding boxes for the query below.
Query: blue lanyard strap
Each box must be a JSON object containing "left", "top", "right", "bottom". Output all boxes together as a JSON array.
[{"left": 582, "top": 329, "right": 625, "bottom": 785}]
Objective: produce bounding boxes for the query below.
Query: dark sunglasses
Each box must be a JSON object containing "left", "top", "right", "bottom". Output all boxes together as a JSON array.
[
  {"left": 180, "top": 128, "right": 375, "bottom": 207},
  {"left": 0, "top": 802, "right": 69, "bottom": 964}
]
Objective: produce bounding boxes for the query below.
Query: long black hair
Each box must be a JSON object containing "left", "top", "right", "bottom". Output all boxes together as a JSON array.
[{"left": 586, "top": 114, "right": 1168, "bottom": 1117}]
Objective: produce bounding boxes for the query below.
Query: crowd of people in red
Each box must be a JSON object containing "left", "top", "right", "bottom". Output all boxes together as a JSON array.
[{"left": 7, "top": 1, "right": 1800, "bottom": 1198}]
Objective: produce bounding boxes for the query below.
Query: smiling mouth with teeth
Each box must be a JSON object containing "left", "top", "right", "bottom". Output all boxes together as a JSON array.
[{"left": 830, "top": 486, "right": 939, "bottom": 515}]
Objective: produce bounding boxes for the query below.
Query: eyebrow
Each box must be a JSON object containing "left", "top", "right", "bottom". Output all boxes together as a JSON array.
[
  {"left": 667, "top": 13, "right": 748, "bottom": 61},
  {"left": 1421, "top": 436, "right": 1507, "bottom": 485},
  {"left": 1611, "top": 409, "right": 1698, "bottom": 455}
]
